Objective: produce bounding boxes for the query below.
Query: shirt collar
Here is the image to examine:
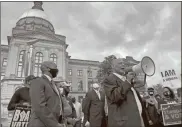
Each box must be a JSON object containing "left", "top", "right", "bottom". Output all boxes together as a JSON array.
[
  {"left": 93, "top": 89, "right": 100, "bottom": 93},
  {"left": 44, "top": 74, "right": 52, "bottom": 82},
  {"left": 113, "top": 73, "right": 126, "bottom": 81}
]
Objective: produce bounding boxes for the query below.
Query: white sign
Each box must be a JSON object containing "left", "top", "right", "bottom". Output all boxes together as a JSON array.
[
  {"left": 161, "top": 69, "right": 178, "bottom": 82},
  {"left": 160, "top": 69, "right": 181, "bottom": 89}
]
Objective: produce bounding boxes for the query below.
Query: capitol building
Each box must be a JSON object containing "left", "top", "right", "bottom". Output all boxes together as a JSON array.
[
  {"left": 1, "top": 2, "right": 101, "bottom": 125},
  {"left": 1, "top": 2, "right": 145, "bottom": 126}
]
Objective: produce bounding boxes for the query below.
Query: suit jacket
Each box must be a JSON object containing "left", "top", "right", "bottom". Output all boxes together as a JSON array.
[
  {"left": 84, "top": 89, "right": 106, "bottom": 127},
  {"left": 28, "top": 75, "right": 63, "bottom": 127},
  {"left": 102, "top": 74, "right": 149, "bottom": 127}
]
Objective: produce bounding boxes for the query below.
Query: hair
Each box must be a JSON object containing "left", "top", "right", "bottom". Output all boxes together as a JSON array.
[
  {"left": 25, "top": 75, "right": 36, "bottom": 84},
  {"left": 147, "top": 87, "right": 154, "bottom": 91},
  {"left": 163, "top": 87, "right": 175, "bottom": 99}
]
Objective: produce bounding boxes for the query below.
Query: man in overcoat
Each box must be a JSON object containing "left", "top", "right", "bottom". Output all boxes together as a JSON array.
[
  {"left": 83, "top": 83, "right": 106, "bottom": 127},
  {"left": 28, "top": 61, "right": 65, "bottom": 127},
  {"left": 102, "top": 58, "right": 150, "bottom": 127}
]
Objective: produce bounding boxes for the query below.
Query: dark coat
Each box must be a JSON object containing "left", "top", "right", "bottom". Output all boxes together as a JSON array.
[
  {"left": 102, "top": 73, "right": 150, "bottom": 127},
  {"left": 84, "top": 89, "right": 106, "bottom": 127},
  {"left": 7, "top": 87, "right": 30, "bottom": 110},
  {"left": 28, "top": 75, "right": 63, "bottom": 127}
]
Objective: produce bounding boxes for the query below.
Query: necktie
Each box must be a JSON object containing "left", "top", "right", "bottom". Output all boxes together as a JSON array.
[{"left": 96, "top": 91, "right": 101, "bottom": 100}]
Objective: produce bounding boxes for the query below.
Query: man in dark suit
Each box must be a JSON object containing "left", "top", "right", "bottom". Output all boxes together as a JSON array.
[
  {"left": 28, "top": 61, "right": 65, "bottom": 127},
  {"left": 83, "top": 83, "right": 106, "bottom": 127},
  {"left": 102, "top": 58, "right": 150, "bottom": 127}
]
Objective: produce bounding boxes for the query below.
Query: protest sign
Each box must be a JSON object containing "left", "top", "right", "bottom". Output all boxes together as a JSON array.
[
  {"left": 161, "top": 103, "right": 181, "bottom": 126},
  {"left": 10, "top": 106, "right": 31, "bottom": 127},
  {"left": 161, "top": 69, "right": 178, "bottom": 82}
]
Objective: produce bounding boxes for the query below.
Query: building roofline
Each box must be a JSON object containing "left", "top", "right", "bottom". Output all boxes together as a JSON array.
[{"left": 69, "top": 58, "right": 100, "bottom": 63}]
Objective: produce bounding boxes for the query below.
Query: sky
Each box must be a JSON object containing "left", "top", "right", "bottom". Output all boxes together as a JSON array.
[{"left": 1, "top": 2, "right": 181, "bottom": 86}]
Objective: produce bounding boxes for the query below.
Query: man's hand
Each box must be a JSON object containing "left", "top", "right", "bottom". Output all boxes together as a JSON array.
[
  {"left": 149, "top": 120, "right": 153, "bottom": 125},
  {"left": 75, "top": 118, "right": 81, "bottom": 122},
  {"left": 57, "top": 123, "right": 66, "bottom": 127},
  {"left": 85, "top": 121, "right": 90, "bottom": 127},
  {"left": 124, "top": 66, "right": 133, "bottom": 73}
]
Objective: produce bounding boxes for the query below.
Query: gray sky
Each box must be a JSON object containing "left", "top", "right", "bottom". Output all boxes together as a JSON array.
[{"left": 1, "top": 2, "right": 181, "bottom": 86}]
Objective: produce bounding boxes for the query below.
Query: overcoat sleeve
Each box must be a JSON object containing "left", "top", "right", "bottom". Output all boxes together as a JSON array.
[
  {"left": 83, "top": 92, "right": 91, "bottom": 122},
  {"left": 102, "top": 75, "right": 132, "bottom": 104},
  {"left": 7, "top": 90, "right": 20, "bottom": 110},
  {"left": 30, "top": 79, "right": 60, "bottom": 127}
]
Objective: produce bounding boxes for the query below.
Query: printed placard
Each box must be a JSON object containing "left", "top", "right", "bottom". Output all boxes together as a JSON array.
[
  {"left": 10, "top": 106, "right": 31, "bottom": 127},
  {"left": 161, "top": 103, "right": 181, "bottom": 126}
]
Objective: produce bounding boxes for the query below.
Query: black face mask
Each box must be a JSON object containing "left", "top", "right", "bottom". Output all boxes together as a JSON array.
[
  {"left": 148, "top": 91, "right": 154, "bottom": 96},
  {"left": 49, "top": 69, "right": 58, "bottom": 78},
  {"left": 72, "top": 98, "right": 76, "bottom": 103},
  {"left": 163, "top": 92, "right": 170, "bottom": 97}
]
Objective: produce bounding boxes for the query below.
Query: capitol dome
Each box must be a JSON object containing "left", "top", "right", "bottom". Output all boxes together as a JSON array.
[
  {"left": 15, "top": 2, "right": 55, "bottom": 33},
  {"left": 19, "top": 8, "right": 48, "bottom": 20}
]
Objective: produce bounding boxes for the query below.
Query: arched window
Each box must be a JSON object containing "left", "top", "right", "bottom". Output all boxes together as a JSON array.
[
  {"left": 34, "top": 52, "right": 43, "bottom": 77},
  {"left": 17, "top": 50, "right": 26, "bottom": 77},
  {"left": 50, "top": 53, "right": 57, "bottom": 64}
]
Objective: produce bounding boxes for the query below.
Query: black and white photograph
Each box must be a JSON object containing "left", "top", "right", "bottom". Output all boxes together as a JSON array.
[{"left": 0, "top": 1, "right": 181, "bottom": 127}]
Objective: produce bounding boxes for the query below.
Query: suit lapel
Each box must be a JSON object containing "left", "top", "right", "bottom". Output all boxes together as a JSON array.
[
  {"left": 92, "top": 89, "right": 100, "bottom": 100},
  {"left": 42, "top": 75, "right": 60, "bottom": 97}
]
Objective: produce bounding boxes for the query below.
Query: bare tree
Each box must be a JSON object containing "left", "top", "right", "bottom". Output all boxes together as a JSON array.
[{"left": 96, "top": 55, "right": 117, "bottom": 82}]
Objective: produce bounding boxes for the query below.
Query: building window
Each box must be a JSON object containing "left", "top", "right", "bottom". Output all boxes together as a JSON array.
[
  {"left": 77, "top": 80, "right": 83, "bottom": 91},
  {"left": 88, "top": 79, "right": 93, "bottom": 91},
  {"left": 1, "top": 71, "right": 5, "bottom": 80},
  {"left": 77, "top": 70, "right": 82, "bottom": 76},
  {"left": 34, "top": 52, "right": 43, "bottom": 77},
  {"left": 50, "top": 53, "right": 57, "bottom": 64},
  {"left": 2, "top": 58, "right": 7, "bottom": 67},
  {"left": 88, "top": 70, "right": 92, "bottom": 77},
  {"left": 17, "top": 50, "right": 26, "bottom": 77},
  {"left": 68, "top": 69, "right": 72, "bottom": 76}
]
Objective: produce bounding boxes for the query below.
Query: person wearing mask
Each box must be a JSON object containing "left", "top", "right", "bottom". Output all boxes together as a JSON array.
[
  {"left": 7, "top": 75, "right": 36, "bottom": 111},
  {"left": 56, "top": 81, "right": 80, "bottom": 127},
  {"left": 102, "top": 58, "right": 150, "bottom": 127},
  {"left": 162, "top": 87, "right": 178, "bottom": 104},
  {"left": 28, "top": 61, "right": 65, "bottom": 127},
  {"left": 72, "top": 97, "right": 82, "bottom": 127},
  {"left": 84, "top": 83, "right": 106, "bottom": 127},
  {"left": 145, "top": 87, "right": 160, "bottom": 127},
  {"left": 147, "top": 88, "right": 158, "bottom": 109},
  {"left": 159, "top": 87, "right": 181, "bottom": 127},
  {"left": 62, "top": 82, "right": 77, "bottom": 119}
]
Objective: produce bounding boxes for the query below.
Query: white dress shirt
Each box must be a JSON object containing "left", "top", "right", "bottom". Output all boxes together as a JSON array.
[
  {"left": 113, "top": 73, "right": 145, "bottom": 127},
  {"left": 94, "top": 89, "right": 101, "bottom": 100}
]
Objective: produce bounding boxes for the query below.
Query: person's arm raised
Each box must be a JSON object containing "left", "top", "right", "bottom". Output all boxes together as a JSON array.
[{"left": 102, "top": 75, "right": 132, "bottom": 104}]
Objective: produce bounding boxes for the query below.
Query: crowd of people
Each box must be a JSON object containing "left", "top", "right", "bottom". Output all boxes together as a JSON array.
[{"left": 7, "top": 59, "right": 181, "bottom": 127}]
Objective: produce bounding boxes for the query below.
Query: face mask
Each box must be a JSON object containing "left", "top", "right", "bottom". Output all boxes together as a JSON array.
[
  {"left": 64, "top": 87, "right": 70, "bottom": 95},
  {"left": 163, "top": 92, "right": 170, "bottom": 97},
  {"left": 49, "top": 69, "right": 58, "bottom": 78},
  {"left": 72, "top": 98, "right": 76, "bottom": 103},
  {"left": 148, "top": 91, "right": 154, "bottom": 96}
]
